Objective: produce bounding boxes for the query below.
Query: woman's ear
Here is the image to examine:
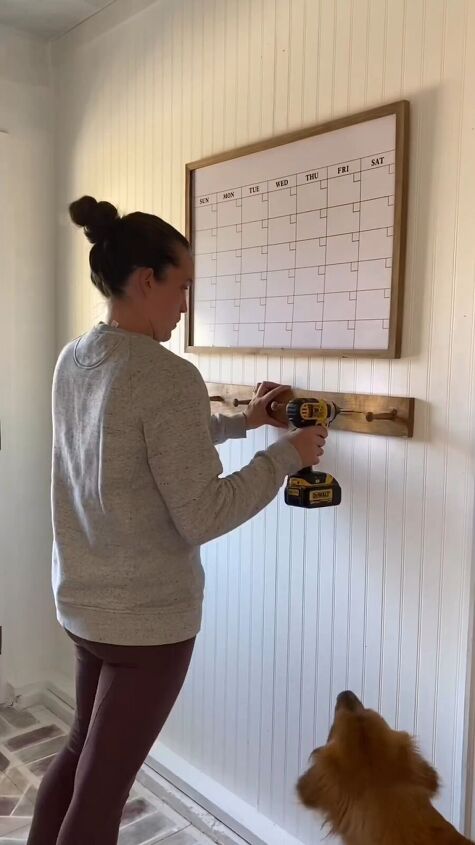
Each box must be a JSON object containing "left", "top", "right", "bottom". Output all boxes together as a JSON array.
[{"left": 132, "top": 266, "right": 155, "bottom": 296}]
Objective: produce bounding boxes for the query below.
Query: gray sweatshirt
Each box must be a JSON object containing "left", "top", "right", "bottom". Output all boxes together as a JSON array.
[{"left": 51, "top": 324, "right": 301, "bottom": 645}]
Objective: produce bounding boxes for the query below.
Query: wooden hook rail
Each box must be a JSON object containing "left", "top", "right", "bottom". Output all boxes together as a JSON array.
[{"left": 206, "top": 382, "right": 415, "bottom": 438}]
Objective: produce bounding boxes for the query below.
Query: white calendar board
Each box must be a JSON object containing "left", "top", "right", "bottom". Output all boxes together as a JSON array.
[{"left": 186, "top": 102, "right": 408, "bottom": 357}]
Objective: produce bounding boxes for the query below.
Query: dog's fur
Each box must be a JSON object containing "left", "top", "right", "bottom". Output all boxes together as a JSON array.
[{"left": 297, "top": 691, "right": 473, "bottom": 845}]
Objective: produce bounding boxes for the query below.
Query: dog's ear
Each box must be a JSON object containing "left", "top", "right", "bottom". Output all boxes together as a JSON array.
[
  {"left": 297, "top": 750, "right": 330, "bottom": 810},
  {"left": 297, "top": 762, "right": 322, "bottom": 809},
  {"left": 401, "top": 735, "right": 439, "bottom": 796},
  {"left": 297, "top": 748, "right": 351, "bottom": 838},
  {"left": 413, "top": 755, "right": 439, "bottom": 796}
]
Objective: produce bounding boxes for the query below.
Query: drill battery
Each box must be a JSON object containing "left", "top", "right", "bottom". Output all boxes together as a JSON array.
[{"left": 284, "top": 469, "right": 342, "bottom": 509}]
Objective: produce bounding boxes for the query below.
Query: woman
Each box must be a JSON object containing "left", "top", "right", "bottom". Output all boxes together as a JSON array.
[{"left": 27, "top": 196, "right": 327, "bottom": 845}]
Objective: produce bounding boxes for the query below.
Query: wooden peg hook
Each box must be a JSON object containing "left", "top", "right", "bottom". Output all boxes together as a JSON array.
[{"left": 365, "top": 409, "right": 398, "bottom": 422}]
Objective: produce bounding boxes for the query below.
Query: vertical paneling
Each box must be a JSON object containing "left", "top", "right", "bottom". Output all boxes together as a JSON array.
[
  {"left": 53, "top": 0, "right": 475, "bottom": 841},
  {"left": 0, "top": 30, "right": 59, "bottom": 691}
]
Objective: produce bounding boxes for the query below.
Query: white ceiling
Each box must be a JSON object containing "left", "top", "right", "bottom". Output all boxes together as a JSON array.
[{"left": 0, "top": 0, "right": 116, "bottom": 39}]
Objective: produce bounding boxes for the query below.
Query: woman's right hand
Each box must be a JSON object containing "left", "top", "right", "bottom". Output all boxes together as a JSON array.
[{"left": 286, "top": 425, "right": 328, "bottom": 467}]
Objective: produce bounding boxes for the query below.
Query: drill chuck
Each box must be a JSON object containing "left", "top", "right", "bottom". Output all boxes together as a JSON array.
[{"left": 286, "top": 398, "right": 340, "bottom": 428}]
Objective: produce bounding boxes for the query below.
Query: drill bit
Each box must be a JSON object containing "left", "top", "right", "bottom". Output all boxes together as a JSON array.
[{"left": 338, "top": 409, "right": 361, "bottom": 414}]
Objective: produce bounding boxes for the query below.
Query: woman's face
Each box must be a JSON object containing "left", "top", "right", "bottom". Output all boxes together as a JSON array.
[{"left": 146, "top": 246, "right": 194, "bottom": 341}]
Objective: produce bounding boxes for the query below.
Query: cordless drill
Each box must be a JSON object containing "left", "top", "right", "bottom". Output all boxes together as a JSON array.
[{"left": 284, "top": 398, "right": 342, "bottom": 509}]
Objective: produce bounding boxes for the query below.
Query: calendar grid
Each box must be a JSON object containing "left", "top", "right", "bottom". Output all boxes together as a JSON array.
[
  {"left": 187, "top": 103, "right": 408, "bottom": 356},
  {"left": 193, "top": 150, "right": 395, "bottom": 351}
]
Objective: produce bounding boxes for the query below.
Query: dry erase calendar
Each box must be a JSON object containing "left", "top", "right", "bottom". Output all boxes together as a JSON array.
[{"left": 186, "top": 101, "right": 408, "bottom": 358}]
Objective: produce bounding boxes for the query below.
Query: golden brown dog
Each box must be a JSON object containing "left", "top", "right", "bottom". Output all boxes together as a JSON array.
[{"left": 297, "top": 690, "right": 472, "bottom": 845}]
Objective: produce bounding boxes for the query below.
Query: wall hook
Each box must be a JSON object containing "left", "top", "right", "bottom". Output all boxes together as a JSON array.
[{"left": 365, "top": 409, "right": 398, "bottom": 422}]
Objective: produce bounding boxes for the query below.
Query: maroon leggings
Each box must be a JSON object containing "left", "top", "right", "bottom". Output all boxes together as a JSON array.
[{"left": 27, "top": 632, "right": 195, "bottom": 845}]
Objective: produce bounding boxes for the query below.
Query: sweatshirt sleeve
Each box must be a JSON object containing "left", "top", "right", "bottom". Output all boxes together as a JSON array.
[
  {"left": 143, "top": 364, "right": 301, "bottom": 546},
  {"left": 209, "top": 412, "right": 247, "bottom": 445}
]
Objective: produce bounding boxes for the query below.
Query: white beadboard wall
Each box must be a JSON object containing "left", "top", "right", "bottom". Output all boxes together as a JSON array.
[
  {"left": 53, "top": 1, "right": 475, "bottom": 842},
  {"left": 0, "top": 26, "right": 58, "bottom": 692}
]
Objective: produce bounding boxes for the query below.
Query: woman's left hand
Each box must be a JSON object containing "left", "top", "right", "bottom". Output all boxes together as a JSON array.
[{"left": 243, "top": 382, "right": 290, "bottom": 430}]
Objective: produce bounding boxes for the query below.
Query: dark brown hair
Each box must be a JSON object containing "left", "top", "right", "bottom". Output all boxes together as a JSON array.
[{"left": 69, "top": 196, "right": 189, "bottom": 298}]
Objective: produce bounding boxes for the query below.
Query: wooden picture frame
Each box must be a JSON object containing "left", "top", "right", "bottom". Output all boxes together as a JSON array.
[{"left": 185, "top": 100, "right": 409, "bottom": 358}]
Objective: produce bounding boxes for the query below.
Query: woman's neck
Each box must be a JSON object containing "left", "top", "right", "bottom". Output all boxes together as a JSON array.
[{"left": 106, "top": 301, "right": 153, "bottom": 337}]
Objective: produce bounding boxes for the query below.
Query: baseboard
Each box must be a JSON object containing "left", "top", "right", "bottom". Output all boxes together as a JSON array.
[
  {"left": 146, "top": 746, "right": 304, "bottom": 845},
  {"left": 137, "top": 765, "right": 249, "bottom": 845},
  {"left": 41, "top": 688, "right": 75, "bottom": 727},
  {"left": 26, "top": 676, "right": 304, "bottom": 845},
  {"left": 11, "top": 682, "right": 46, "bottom": 710},
  {"left": 11, "top": 675, "right": 75, "bottom": 726},
  {"left": 45, "top": 672, "right": 75, "bottom": 711}
]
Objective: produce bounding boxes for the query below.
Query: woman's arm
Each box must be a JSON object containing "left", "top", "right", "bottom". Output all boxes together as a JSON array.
[
  {"left": 210, "top": 412, "right": 247, "bottom": 445},
  {"left": 209, "top": 382, "right": 289, "bottom": 444},
  {"left": 143, "top": 366, "right": 301, "bottom": 547}
]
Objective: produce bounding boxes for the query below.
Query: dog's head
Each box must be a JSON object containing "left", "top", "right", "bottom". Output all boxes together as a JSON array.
[{"left": 297, "top": 691, "right": 439, "bottom": 838}]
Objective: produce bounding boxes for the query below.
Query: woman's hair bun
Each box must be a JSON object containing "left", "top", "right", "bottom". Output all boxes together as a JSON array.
[{"left": 69, "top": 195, "right": 120, "bottom": 244}]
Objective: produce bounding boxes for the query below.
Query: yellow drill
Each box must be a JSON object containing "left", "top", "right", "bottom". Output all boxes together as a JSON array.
[{"left": 284, "top": 398, "right": 342, "bottom": 509}]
